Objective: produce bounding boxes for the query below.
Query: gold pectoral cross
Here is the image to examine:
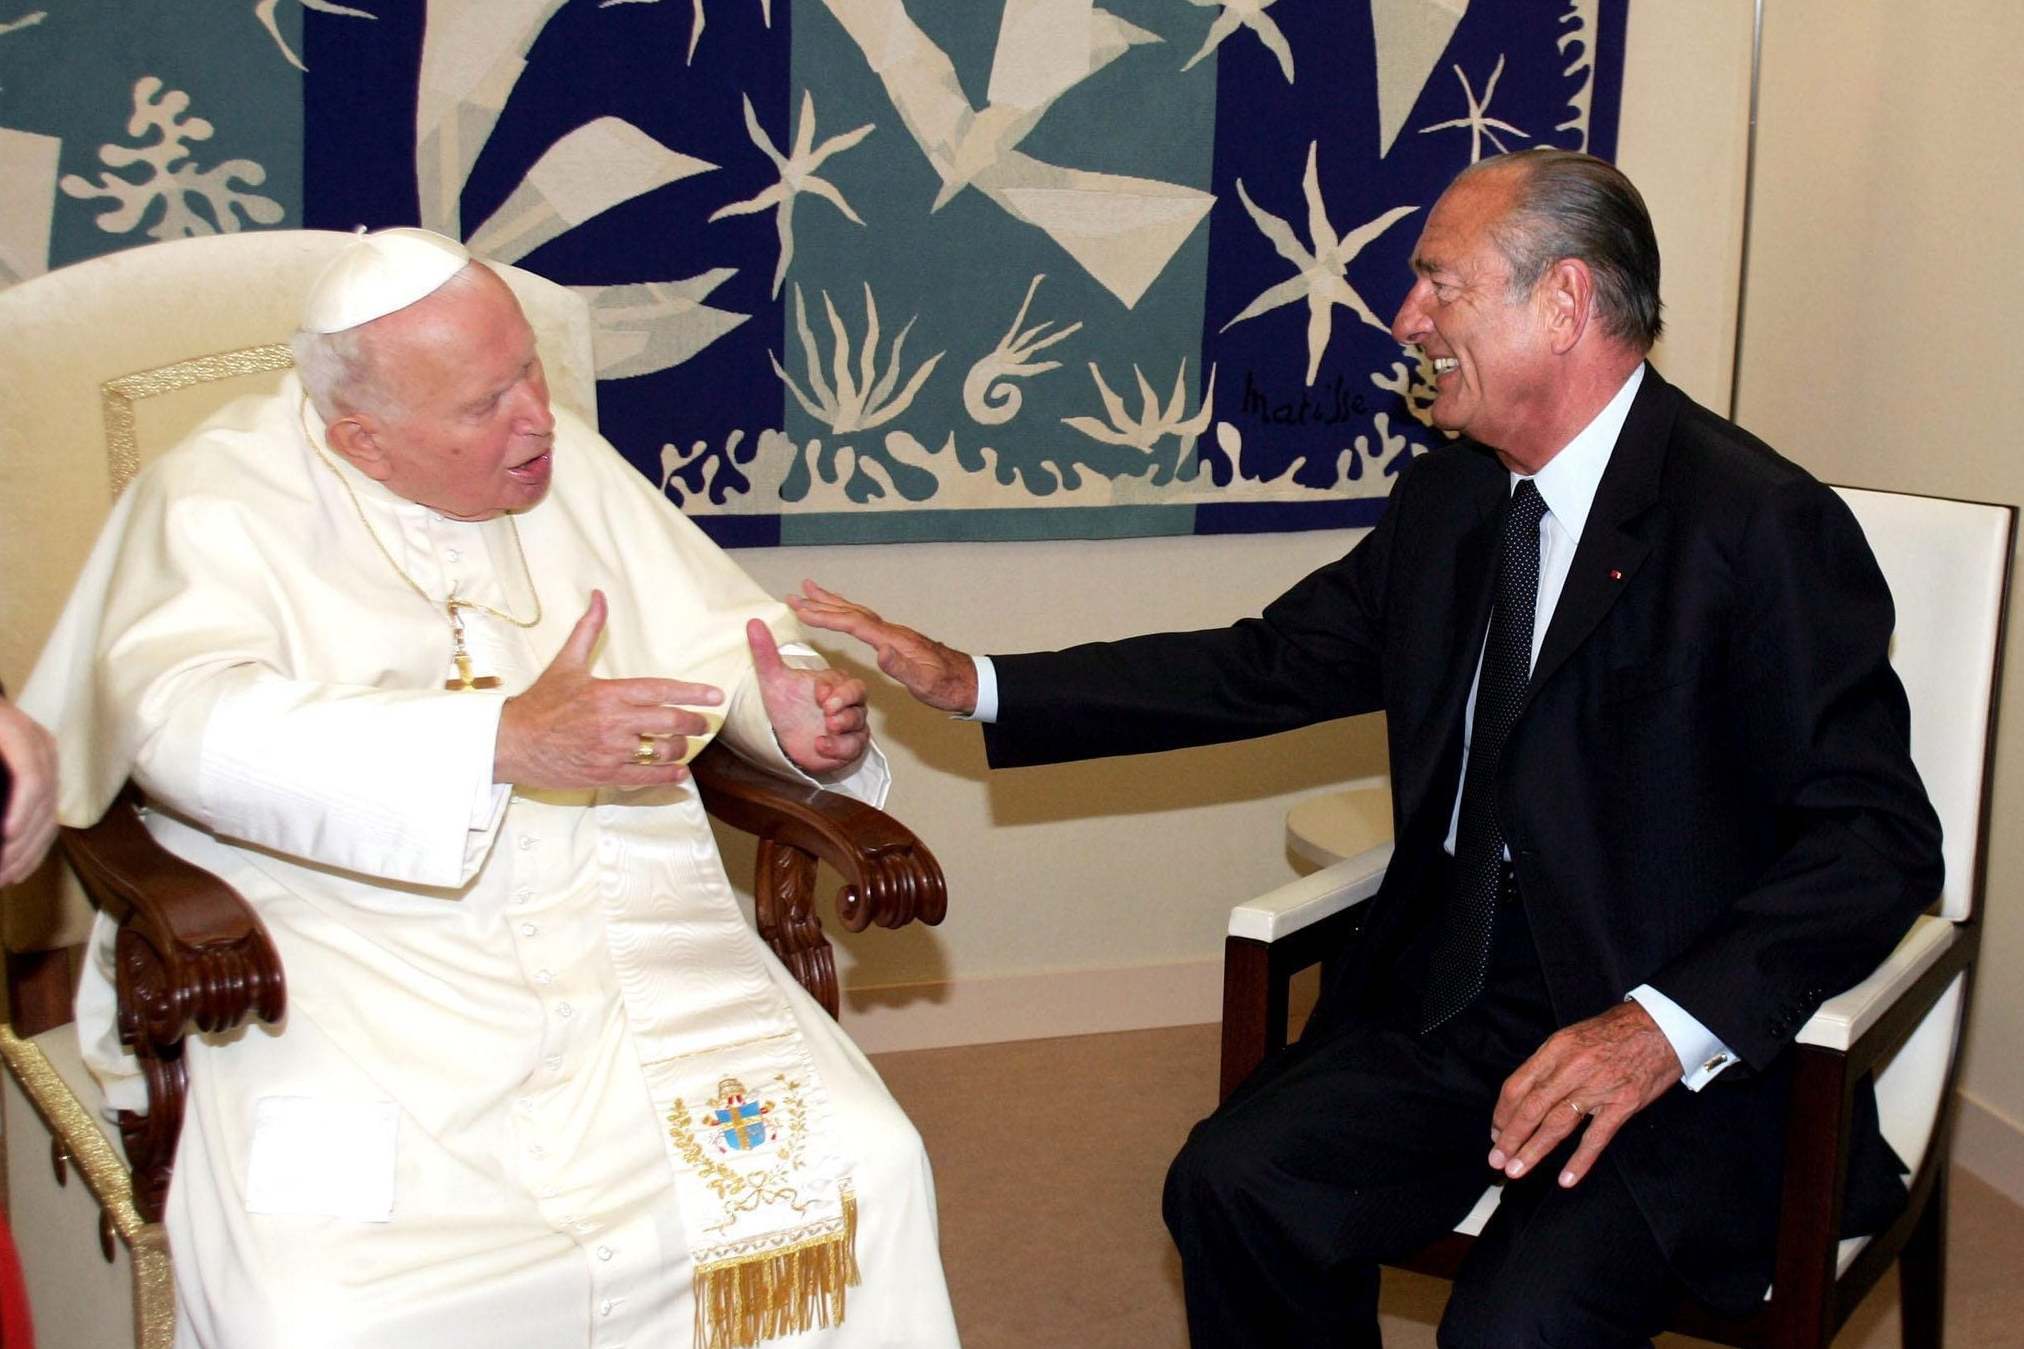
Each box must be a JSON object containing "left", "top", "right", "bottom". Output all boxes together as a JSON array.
[{"left": 445, "top": 602, "right": 502, "bottom": 691}]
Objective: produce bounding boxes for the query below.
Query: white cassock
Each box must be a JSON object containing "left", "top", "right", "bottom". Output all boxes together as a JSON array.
[{"left": 20, "top": 373, "right": 961, "bottom": 1349}]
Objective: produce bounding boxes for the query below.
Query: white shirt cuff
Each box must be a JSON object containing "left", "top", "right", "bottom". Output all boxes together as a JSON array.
[
  {"left": 1628, "top": 984, "right": 1738, "bottom": 1090},
  {"left": 967, "top": 654, "right": 999, "bottom": 723}
]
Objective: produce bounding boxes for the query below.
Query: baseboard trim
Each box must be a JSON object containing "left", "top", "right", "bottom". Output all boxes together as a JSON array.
[
  {"left": 839, "top": 960, "right": 1223, "bottom": 1055},
  {"left": 1955, "top": 1090, "right": 2024, "bottom": 1208}
]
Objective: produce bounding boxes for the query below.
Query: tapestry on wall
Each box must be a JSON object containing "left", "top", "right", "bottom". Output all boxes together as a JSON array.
[{"left": 0, "top": 0, "right": 1627, "bottom": 547}]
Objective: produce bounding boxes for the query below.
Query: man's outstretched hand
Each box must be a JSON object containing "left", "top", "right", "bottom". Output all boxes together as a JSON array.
[
  {"left": 784, "top": 581, "right": 979, "bottom": 716},
  {"left": 1487, "top": 1000, "right": 1683, "bottom": 1189},
  {"left": 748, "top": 619, "right": 869, "bottom": 776}
]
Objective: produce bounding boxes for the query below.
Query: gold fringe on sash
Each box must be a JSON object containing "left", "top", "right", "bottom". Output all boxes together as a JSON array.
[{"left": 694, "top": 1191, "right": 861, "bottom": 1348}]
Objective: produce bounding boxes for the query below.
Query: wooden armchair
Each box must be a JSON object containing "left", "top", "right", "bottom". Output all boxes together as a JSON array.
[
  {"left": 1218, "top": 488, "right": 2014, "bottom": 1349},
  {"left": 0, "top": 230, "right": 943, "bottom": 1347}
]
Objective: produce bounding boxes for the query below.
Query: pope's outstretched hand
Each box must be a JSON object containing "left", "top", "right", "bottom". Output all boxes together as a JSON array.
[
  {"left": 495, "top": 590, "right": 723, "bottom": 788},
  {"left": 747, "top": 619, "right": 869, "bottom": 776},
  {"left": 784, "top": 581, "right": 978, "bottom": 717}
]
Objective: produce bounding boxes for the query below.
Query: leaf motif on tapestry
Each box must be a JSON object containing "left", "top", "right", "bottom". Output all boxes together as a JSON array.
[{"left": 59, "top": 78, "right": 285, "bottom": 241}]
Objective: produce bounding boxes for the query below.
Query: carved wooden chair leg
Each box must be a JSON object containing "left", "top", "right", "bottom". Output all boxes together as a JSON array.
[{"left": 752, "top": 839, "right": 840, "bottom": 1018}]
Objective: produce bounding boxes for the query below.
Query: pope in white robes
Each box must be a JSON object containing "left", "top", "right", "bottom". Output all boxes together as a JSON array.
[{"left": 21, "top": 229, "right": 961, "bottom": 1349}]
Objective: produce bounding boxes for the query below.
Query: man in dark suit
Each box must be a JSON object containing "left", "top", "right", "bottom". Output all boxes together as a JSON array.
[{"left": 789, "top": 150, "right": 1940, "bottom": 1347}]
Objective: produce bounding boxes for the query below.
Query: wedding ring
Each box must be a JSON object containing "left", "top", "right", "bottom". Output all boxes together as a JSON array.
[
  {"left": 632, "top": 735, "right": 657, "bottom": 766},
  {"left": 1566, "top": 1100, "right": 1587, "bottom": 1117}
]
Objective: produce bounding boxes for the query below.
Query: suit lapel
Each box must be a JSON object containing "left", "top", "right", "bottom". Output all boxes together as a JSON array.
[
  {"left": 1523, "top": 368, "right": 1678, "bottom": 704},
  {"left": 1394, "top": 454, "right": 1506, "bottom": 846}
]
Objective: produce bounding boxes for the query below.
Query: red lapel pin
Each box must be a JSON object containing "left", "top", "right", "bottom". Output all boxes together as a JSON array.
[{"left": 1607, "top": 568, "right": 1624, "bottom": 581}]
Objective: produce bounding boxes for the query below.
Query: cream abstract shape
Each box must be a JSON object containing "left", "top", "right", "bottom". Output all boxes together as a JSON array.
[
  {"left": 573, "top": 272, "right": 750, "bottom": 381},
  {"left": 1221, "top": 141, "right": 1416, "bottom": 386},
  {"left": 1062, "top": 359, "right": 1215, "bottom": 452},
  {"left": 1369, "top": 0, "right": 1469, "bottom": 156},
  {"left": 1555, "top": 0, "right": 1601, "bottom": 148},
  {"left": 772, "top": 283, "right": 944, "bottom": 435},
  {"left": 963, "top": 273, "right": 1081, "bottom": 426},
  {"left": 818, "top": 0, "right": 1213, "bottom": 308},
  {"left": 416, "top": 0, "right": 569, "bottom": 237},
  {"left": 1180, "top": 0, "right": 1294, "bottom": 85},
  {"left": 253, "top": 0, "right": 375, "bottom": 73},
  {"left": 599, "top": 0, "right": 772, "bottom": 66},
  {"left": 466, "top": 117, "right": 718, "bottom": 262},
  {"left": 1417, "top": 55, "right": 1528, "bottom": 163},
  {"left": 709, "top": 91, "right": 874, "bottom": 299},
  {"left": 0, "top": 127, "right": 59, "bottom": 288}
]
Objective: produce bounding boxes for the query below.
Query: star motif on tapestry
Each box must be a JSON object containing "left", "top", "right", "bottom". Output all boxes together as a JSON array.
[
  {"left": 1221, "top": 141, "right": 1417, "bottom": 386},
  {"left": 1418, "top": 55, "right": 1531, "bottom": 164},
  {"left": 710, "top": 90, "right": 875, "bottom": 300},
  {"left": 1180, "top": 0, "right": 1295, "bottom": 85}
]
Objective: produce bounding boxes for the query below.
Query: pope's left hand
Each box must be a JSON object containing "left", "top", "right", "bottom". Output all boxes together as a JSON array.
[
  {"left": 1487, "top": 999, "right": 1682, "bottom": 1189},
  {"left": 748, "top": 620, "right": 870, "bottom": 776}
]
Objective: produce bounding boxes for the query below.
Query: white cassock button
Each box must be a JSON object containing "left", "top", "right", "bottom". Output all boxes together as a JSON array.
[
  {"left": 518, "top": 835, "right": 534, "bottom": 851},
  {"left": 445, "top": 547, "right": 461, "bottom": 563},
  {"left": 557, "top": 1002, "right": 575, "bottom": 1019},
  {"left": 520, "top": 923, "right": 538, "bottom": 938},
  {"left": 534, "top": 969, "right": 553, "bottom": 985},
  {"left": 513, "top": 887, "right": 532, "bottom": 906},
  {"left": 597, "top": 1246, "right": 614, "bottom": 1261},
  {"left": 599, "top": 1300, "right": 613, "bottom": 1317}
]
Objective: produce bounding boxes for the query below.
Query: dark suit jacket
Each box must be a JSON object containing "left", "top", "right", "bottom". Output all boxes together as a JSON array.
[{"left": 982, "top": 367, "right": 1942, "bottom": 1313}]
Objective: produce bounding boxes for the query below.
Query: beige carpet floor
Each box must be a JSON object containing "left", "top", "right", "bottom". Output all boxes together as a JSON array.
[{"left": 873, "top": 1024, "right": 2024, "bottom": 1348}]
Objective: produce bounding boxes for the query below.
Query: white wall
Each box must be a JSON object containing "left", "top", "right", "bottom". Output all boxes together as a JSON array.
[
  {"left": 715, "top": 5, "right": 1762, "bottom": 1052},
  {"left": 1732, "top": 0, "right": 2024, "bottom": 1204}
]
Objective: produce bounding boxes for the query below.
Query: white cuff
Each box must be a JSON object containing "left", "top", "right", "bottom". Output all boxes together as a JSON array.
[
  {"left": 966, "top": 654, "right": 999, "bottom": 723},
  {"left": 1627, "top": 984, "right": 1738, "bottom": 1090}
]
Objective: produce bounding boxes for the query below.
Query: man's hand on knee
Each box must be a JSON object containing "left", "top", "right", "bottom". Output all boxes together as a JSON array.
[{"left": 1487, "top": 1000, "right": 1682, "bottom": 1189}]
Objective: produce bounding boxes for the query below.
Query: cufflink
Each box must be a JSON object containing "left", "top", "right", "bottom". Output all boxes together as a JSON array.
[{"left": 1702, "top": 1052, "right": 1730, "bottom": 1074}]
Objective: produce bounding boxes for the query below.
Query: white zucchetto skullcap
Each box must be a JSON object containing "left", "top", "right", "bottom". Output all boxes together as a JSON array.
[{"left": 300, "top": 226, "right": 472, "bottom": 334}]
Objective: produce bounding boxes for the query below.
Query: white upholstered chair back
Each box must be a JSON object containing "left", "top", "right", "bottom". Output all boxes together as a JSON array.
[
  {"left": 1834, "top": 487, "right": 2009, "bottom": 922},
  {"left": 0, "top": 230, "right": 598, "bottom": 953},
  {"left": 1823, "top": 487, "right": 2011, "bottom": 1196}
]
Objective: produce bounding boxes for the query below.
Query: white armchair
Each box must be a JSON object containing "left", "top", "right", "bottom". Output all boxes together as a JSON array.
[
  {"left": 1218, "top": 487, "right": 2015, "bottom": 1348},
  {"left": 0, "top": 231, "right": 945, "bottom": 1346}
]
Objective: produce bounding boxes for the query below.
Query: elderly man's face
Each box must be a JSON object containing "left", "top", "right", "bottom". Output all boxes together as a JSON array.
[
  {"left": 1390, "top": 171, "right": 1558, "bottom": 457},
  {"left": 356, "top": 267, "right": 557, "bottom": 521}
]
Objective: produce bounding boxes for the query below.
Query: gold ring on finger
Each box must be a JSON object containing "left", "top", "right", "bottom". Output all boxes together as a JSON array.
[
  {"left": 632, "top": 734, "right": 657, "bottom": 766},
  {"left": 1566, "top": 1100, "right": 1587, "bottom": 1116}
]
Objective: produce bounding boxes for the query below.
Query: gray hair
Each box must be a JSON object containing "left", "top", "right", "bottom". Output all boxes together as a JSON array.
[
  {"left": 1462, "top": 148, "right": 1664, "bottom": 350},
  {"left": 289, "top": 260, "right": 488, "bottom": 421}
]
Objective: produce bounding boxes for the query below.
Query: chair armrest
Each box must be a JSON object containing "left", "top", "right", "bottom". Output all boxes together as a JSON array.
[
  {"left": 691, "top": 743, "right": 946, "bottom": 933},
  {"left": 1228, "top": 844, "right": 1393, "bottom": 943},
  {"left": 59, "top": 793, "right": 285, "bottom": 1037},
  {"left": 1795, "top": 915, "right": 1954, "bottom": 1054},
  {"left": 57, "top": 788, "right": 283, "bottom": 1223}
]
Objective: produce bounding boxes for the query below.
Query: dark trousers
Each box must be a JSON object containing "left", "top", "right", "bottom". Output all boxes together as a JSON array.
[{"left": 1165, "top": 893, "right": 1686, "bottom": 1348}]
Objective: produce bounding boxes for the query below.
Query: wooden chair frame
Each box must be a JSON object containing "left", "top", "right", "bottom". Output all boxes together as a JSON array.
[{"left": 7, "top": 747, "right": 944, "bottom": 1226}]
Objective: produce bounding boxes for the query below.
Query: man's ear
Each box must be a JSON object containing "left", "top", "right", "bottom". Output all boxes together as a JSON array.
[
  {"left": 1541, "top": 257, "right": 1595, "bottom": 355},
  {"left": 325, "top": 414, "right": 393, "bottom": 482}
]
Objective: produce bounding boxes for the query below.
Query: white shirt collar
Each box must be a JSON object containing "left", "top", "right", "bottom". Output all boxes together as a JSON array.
[{"left": 1513, "top": 362, "right": 1645, "bottom": 542}]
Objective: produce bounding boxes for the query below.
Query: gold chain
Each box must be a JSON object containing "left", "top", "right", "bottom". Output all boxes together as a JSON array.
[{"left": 303, "top": 396, "right": 543, "bottom": 630}]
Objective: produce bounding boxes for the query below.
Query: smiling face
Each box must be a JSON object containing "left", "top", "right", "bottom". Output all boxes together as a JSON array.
[
  {"left": 1389, "top": 169, "right": 1563, "bottom": 465},
  {"left": 329, "top": 265, "right": 557, "bottom": 521}
]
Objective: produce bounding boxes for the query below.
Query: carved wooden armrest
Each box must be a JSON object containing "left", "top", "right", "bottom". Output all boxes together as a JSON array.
[
  {"left": 59, "top": 786, "right": 284, "bottom": 1222},
  {"left": 692, "top": 743, "right": 946, "bottom": 1016}
]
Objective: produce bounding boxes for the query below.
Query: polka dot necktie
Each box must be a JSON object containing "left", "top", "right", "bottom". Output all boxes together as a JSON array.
[{"left": 1420, "top": 478, "right": 1548, "bottom": 1034}]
